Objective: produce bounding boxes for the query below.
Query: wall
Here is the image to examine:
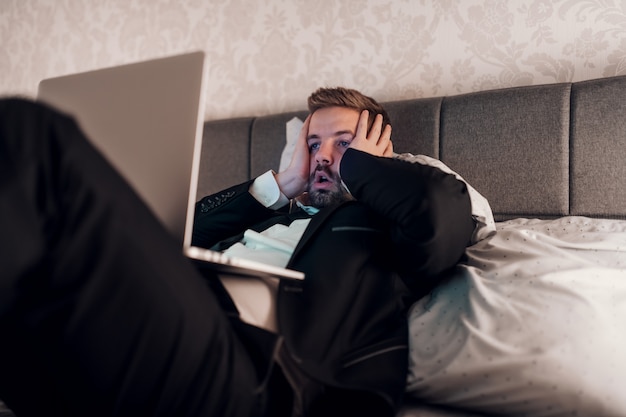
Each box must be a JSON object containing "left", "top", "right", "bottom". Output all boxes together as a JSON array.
[{"left": 2, "top": 0, "right": 626, "bottom": 120}]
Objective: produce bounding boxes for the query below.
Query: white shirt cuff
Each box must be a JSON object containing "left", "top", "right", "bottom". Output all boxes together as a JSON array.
[{"left": 249, "top": 170, "right": 290, "bottom": 209}]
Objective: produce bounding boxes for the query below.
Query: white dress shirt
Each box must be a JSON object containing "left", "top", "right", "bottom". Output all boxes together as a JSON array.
[{"left": 219, "top": 170, "right": 313, "bottom": 333}]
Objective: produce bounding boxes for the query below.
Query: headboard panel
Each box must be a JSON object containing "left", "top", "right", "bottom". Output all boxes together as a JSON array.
[
  {"left": 383, "top": 97, "right": 442, "bottom": 158},
  {"left": 199, "top": 117, "right": 254, "bottom": 196},
  {"left": 571, "top": 76, "right": 626, "bottom": 218},
  {"left": 199, "top": 75, "right": 626, "bottom": 220},
  {"left": 440, "top": 83, "right": 571, "bottom": 220}
]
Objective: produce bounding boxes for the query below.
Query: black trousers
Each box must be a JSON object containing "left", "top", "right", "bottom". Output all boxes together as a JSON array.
[{"left": 0, "top": 99, "right": 271, "bottom": 417}]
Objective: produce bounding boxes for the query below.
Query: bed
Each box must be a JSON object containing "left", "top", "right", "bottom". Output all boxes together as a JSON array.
[
  {"left": 197, "top": 75, "right": 626, "bottom": 417},
  {"left": 2, "top": 75, "right": 623, "bottom": 417}
]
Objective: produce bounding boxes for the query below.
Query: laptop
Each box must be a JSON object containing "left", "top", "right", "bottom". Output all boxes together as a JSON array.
[{"left": 38, "top": 51, "right": 304, "bottom": 281}]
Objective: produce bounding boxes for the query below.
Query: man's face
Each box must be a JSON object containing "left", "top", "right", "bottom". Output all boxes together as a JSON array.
[{"left": 305, "top": 106, "right": 359, "bottom": 208}]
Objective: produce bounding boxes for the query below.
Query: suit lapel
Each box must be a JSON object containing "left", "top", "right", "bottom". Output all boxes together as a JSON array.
[{"left": 287, "top": 201, "right": 353, "bottom": 265}]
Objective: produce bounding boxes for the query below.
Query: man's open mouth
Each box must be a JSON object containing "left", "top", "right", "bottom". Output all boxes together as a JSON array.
[{"left": 312, "top": 169, "right": 335, "bottom": 190}]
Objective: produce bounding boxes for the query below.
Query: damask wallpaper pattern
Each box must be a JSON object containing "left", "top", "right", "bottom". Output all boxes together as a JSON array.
[{"left": 2, "top": 0, "right": 626, "bottom": 120}]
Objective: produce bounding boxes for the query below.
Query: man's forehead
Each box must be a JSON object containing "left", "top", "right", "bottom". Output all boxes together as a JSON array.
[{"left": 308, "top": 107, "right": 360, "bottom": 137}]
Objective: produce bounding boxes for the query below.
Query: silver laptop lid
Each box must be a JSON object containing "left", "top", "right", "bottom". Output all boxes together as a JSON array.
[
  {"left": 38, "top": 51, "right": 206, "bottom": 243},
  {"left": 38, "top": 52, "right": 303, "bottom": 281}
]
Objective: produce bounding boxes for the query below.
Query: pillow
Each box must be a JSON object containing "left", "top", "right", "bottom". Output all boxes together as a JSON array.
[
  {"left": 405, "top": 217, "right": 626, "bottom": 416},
  {"left": 281, "top": 118, "right": 496, "bottom": 244}
]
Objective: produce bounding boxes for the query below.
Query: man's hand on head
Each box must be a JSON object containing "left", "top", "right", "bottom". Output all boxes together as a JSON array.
[
  {"left": 275, "top": 114, "right": 312, "bottom": 199},
  {"left": 349, "top": 110, "right": 393, "bottom": 157}
]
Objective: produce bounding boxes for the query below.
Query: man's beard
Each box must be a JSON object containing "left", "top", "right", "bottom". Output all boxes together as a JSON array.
[{"left": 306, "top": 165, "right": 353, "bottom": 208}]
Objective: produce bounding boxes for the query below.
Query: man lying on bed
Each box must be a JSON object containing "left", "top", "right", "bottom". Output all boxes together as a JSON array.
[
  {"left": 0, "top": 88, "right": 473, "bottom": 417},
  {"left": 192, "top": 87, "right": 474, "bottom": 415}
]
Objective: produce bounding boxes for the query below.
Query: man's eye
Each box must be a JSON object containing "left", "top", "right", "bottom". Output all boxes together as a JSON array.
[
  {"left": 339, "top": 140, "right": 351, "bottom": 148},
  {"left": 309, "top": 143, "right": 320, "bottom": 151}
]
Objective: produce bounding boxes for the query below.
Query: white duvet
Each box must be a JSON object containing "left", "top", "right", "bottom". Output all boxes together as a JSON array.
[{"left": 406, "top": 216, "right": 626, "bottom": 417}]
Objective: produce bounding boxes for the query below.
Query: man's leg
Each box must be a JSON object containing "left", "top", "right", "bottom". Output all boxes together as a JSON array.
[{"left": 0, "top": 99, "right": 263, "bottom": 417}]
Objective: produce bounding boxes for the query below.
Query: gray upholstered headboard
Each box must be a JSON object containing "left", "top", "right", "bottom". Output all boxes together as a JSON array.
[{"left": 198, "top": 75, "right": 626, "bottom": 221}]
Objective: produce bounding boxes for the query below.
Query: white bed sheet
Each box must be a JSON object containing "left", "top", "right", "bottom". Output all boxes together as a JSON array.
[{"left": 406, "top": 216, "right": 626, "bottom": 417}]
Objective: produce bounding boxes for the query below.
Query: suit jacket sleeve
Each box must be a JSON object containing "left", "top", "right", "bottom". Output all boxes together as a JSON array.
[
  {"left": 191, "top": 180, "right": 278, "bottom": 249},
  {"left": 339, "top": 148, "right": 474, "bottom": 281}
]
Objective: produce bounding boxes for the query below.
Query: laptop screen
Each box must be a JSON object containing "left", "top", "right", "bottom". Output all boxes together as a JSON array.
[{"left": 37, "top": 51, "right": 207, "bottom": 243}]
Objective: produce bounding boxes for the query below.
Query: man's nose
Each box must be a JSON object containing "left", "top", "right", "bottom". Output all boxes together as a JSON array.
[{"left": 315, "top": 142, "right": 334, "bottom": 165}]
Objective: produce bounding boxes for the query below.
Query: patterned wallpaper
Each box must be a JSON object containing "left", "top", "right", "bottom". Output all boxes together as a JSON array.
[{"left": 2, "top": 0, "right": 626, "bottom": 120}]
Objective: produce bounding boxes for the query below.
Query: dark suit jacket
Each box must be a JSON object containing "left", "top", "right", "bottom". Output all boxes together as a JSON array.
[{"left": 192, "top": 149, "right": 474, "bottom": 415}]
